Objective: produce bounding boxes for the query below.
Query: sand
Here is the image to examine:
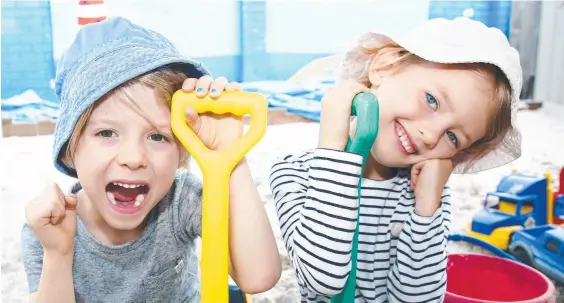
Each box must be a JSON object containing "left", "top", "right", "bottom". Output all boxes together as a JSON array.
[{"left": 2, "top": 103, "right": 564, "bottom": 302}]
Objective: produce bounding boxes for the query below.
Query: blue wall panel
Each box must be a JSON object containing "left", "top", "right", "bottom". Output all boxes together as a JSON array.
[
  {"left": 2, "top": 1, "right": 515, "bottom": 105},
  {"left": 240, "top": 1, "right": 267, "bottom": 82},
  {"left": 195, "top": 55, "right": 240, "bottom": 83},
  {"left": 1, "top": 1, "right": 57, "bottom": 101},
  {"left": 194, "top": 53, "right": 333, "bottom": 82},
  {"left": 238, "top": 1, "right": 330, "bottom": 82},
  {"left": 428, "top": 0, "right": 513, "bottom": 37}
]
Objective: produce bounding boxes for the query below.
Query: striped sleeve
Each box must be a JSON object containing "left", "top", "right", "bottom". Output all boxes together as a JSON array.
[
  {"left": 387, "top": 186, "right": 452, "bottom": 303},
  {"left": 269, "top": 148, "right": 364, "bottom": 295}
]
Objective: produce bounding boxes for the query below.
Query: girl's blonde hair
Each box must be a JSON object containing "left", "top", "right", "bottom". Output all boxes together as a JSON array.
[
  {"left": 62, "top": 66, "right": 190, "bottom": 169},
  {"left": 357, "top": 43, "right": 513, "bottom": 166}
]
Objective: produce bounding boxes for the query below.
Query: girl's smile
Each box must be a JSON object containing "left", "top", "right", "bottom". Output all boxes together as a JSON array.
[{"left": 394, "top": 121, "right": 417, "bottom": 155}]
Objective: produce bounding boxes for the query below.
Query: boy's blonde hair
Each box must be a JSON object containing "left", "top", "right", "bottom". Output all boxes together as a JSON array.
[
  {"left": 357, "top": 43, "right": 513, "bottom": 166},
  {"left": 62, "top": 66, "right": 190, "bottom": 169}
]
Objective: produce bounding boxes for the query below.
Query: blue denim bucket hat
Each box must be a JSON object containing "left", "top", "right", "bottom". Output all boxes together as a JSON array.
[{"left": 52, "top": 16, "right": 210, "bottom": 177}]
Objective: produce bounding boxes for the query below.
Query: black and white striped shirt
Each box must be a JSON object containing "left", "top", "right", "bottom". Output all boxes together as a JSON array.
[{"left": 269, "top": 148, "right": 451, "bottom": 303}]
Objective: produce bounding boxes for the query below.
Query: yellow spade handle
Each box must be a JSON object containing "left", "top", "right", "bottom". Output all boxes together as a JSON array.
[
  {"left": 170, "top": 91, "right": 267, "bottom": 303},
  {"left": 200, "top": 168, "right": 230, "bottom": 302}
]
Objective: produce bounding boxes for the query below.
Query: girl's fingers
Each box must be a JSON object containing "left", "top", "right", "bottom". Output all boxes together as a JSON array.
[{"left": 410, "top": 162, "right": 423, "bottom": 190}]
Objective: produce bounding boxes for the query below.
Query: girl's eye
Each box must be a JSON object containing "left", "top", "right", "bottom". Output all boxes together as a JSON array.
[
  {"left": 446, "top": 131, "right": 459, "bottom": 147},
  {"left": 149, "top": 133, "right": 167, "bottom": 142},
  {"left": 425, "top": 92, "right": 438, "bottom": 111},
  {"left": 97, "top": 130, "right": 115, "bottom": 138}
]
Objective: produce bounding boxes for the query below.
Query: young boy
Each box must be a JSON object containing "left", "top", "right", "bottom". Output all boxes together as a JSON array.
[{"left": 21, "top": 17, "right": 281, "bottom": 302}]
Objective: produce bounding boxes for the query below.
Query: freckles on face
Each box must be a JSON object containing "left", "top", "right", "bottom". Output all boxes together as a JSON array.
[
  {"left": 72, "top": 84, "right": 181, "bottom": 228},
  {"left": 368, "top": 61, "right": 495, "bottom": 166}
]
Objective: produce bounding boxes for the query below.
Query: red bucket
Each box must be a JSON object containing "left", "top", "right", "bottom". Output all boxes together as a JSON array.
[{"left": 445, "top": 254, "right": 556, "bottom": 303}]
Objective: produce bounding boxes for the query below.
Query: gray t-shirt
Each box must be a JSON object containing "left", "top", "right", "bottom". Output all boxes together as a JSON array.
[{"left": 21, "top": 170, "right": 203, "bottom": 303}]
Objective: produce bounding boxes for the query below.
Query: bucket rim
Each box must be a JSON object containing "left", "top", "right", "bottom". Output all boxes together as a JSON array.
[{"left": 445, "top": 253, "right": 557, "bottom": 303}]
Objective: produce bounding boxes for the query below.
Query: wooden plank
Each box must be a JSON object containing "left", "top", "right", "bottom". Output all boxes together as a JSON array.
[
  {"left": 2, "top": 119, "right": 57, "bottom": 137},
  {"left": 2, "top": 108, "right": 314, "bottom": 137}
]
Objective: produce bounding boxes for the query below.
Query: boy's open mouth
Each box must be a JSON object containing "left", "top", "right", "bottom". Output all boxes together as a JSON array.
[{"left": 106, "top": 181, "right": 149, "bottom": 209}]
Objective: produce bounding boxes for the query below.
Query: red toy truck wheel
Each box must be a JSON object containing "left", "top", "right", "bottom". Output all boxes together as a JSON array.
[{"left": 445, "top": 254, "right": 556, "bottom": 303}]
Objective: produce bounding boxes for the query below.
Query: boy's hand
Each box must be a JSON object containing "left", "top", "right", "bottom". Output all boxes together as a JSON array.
[
  {"left": 181, "top": 76, "right": 244, "bottom": 151},
  {"left": 25, "top": 183, "right": 78, "bottom": 256},
  {"left": 318, "top": 80, "right": 370, "bottom": 151},
  {"left": 410, "top": 159, "right": 453, "bottom": 217}
]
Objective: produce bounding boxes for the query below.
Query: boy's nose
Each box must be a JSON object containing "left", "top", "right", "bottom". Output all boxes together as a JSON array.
[{"left": 116, "top": 143, "right": 147, "bottom": 170}]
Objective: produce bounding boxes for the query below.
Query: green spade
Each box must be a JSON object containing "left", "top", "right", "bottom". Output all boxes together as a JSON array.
[{"left": 331, "top": 92, "right": 379, "bottom": 303}]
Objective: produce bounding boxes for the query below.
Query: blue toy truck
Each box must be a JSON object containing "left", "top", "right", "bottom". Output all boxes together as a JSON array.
[
  {"left": 508, "top": 225, "right": 564, "bottom": 285},
  {"left": 446, "top": 168, "right": 564, "bottom": 286},
  {"left": 466, "top": 168, "right": 564, "bottom": 250}
]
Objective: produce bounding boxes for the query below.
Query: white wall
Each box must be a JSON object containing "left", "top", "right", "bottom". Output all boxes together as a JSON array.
[
  {"left": 49, "top": 0, "right": 240, "bottom": 60},
  {"left": 265, "top": 0, "right": 431, "bottom": 54},
  {"left": 534, "top": 1, "right": 564, "bottom": 104}
]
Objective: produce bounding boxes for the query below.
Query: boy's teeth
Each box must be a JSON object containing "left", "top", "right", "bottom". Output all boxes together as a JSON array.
[
  {"left": 107, "top": 192, "right": 117, "bottom": 205},
  {"left": 134, "top": 194, "right": 145, "bottom": 207},
  {"left": 107, "top": 192, "right": 145, "bottom": 207},
  {"left": 112, "top": 182, "right": 144, "bottom": 188}
]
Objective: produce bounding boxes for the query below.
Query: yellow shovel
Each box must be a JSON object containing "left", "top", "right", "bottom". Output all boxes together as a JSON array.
[{"left": 170, "top": 90, "right": 267, "bottom": 303}]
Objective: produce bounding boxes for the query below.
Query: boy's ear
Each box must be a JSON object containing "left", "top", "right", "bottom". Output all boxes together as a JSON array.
[
  {"left": 179, "top": 151, "right": 191, "bottom": 169},
  {"left": 62, "top": 155, "right": 75, "bottom": 170}
]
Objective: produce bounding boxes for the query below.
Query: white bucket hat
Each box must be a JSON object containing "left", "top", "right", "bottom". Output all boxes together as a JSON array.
[{"left": 340, "top": 17, "right": 523, "bottom": 174}]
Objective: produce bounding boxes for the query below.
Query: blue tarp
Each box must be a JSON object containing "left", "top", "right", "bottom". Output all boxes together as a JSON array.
[
  {"left": 242, "top": 80, "right": 334, "bottom": 122},
  {"left": 2, "top": 80, "right": 332, "bottom": 124},
  {"left": 1, "top": 90, "right": 59, "bottom": 124}
]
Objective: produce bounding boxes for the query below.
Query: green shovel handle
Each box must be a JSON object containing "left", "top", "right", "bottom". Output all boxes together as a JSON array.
[{"left": 331, "top": 92, "right": 379, "bottom": 303}]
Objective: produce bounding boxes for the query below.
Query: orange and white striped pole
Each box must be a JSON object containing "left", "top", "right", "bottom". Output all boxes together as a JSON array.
[{"left": 78, "top": 0, "right": 107, "bottom": 26}]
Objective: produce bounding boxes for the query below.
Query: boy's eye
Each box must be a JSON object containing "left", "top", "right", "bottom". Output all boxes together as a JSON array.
[
  {"left": 446, "top": 131, "right": 458, "bottom": 147},
  {"left": 425, "top": 93, "right": 438, "bottom": 110},
  {"left": 149, "top": 133, "right": 167, "bottom": 142},
  {"left": 97, "top": 130, "right": 115, "bottom": 138}
]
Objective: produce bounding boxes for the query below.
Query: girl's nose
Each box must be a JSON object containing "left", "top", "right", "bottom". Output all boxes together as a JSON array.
[{"left": 418, "top": 124, "right": 444, "bottom": 150}]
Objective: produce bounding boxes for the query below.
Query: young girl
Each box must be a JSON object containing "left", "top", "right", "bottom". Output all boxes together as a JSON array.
[
  {"left": 21, "top": 17, "right": 281, "bottom": 302},
  {"left": 269, "top": 17, "right": 522, "bottom": 302}
]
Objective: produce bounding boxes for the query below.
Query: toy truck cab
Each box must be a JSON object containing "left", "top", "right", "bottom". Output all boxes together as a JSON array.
[
  {"left": 554, "top": 167, "right": 564, "bottom": 225},
  {"left": 467, "top": 173, "right": 548, "bottom": 250},
  {"left": 555, "top": 194, "right": 564, "bottom": 224},
  {"left": 508, "top": 225, "right": 564, "bottom": 284}
]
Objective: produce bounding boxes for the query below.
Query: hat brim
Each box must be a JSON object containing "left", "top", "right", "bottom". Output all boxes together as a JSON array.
[{"left": 340, "top": 31, "right": 522, "bottom": 174}]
